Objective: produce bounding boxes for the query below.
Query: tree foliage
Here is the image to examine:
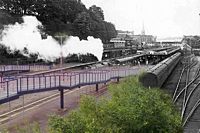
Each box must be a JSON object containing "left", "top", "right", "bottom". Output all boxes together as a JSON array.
[
  {"left": 0, "top": 0, "right": 35, "bottom": 15},
  {"left": 48, "top": 76, "right": 182, "bottom": 133},
  {"left": 0, "top": 10, "right": 23, "bottom": 29},
  {"left": 89, "top": 5, "right": 104, "bottom": 20},
  {"left": 72, "top": 11, "right": 91, "bottom": 40},
  {"left": 0, "top": 0, "right": 117, "bottom": 42}
]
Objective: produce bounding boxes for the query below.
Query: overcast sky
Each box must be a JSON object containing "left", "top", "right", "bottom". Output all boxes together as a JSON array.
[{"left": 82, "top": 0, "right": 200, "bottom": 38}]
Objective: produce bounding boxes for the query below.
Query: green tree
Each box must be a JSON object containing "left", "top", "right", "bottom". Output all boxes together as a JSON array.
[
  {"left": 0, "top": 0, "right": 117, "bottom": 42},
  {"left": 0, "top": 0, "right": 35, "bottom": 15},
  {"left": 0, "top": 10, "right": 23, "bottom": 30},
  {"left": 89, "top": 5, "right": 104, "bottom": 20},
  {"left": 103, "top": 21, "right": 117, "bottom": 43},
  {"left": 72, "top": 11, "right": 91, "bottom": 40}
]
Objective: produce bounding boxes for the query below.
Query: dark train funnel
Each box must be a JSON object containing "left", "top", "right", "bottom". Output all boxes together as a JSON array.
[{"left": 139, "top": 52, "right": 182, "bottom": 88}]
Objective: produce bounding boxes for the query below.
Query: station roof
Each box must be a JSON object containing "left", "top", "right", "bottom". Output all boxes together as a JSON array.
[
  {"left": 144, "top": 46, "right": 175, "bottom": 54},
  {"left": 167, "top": 47, "right": 181, "bottom": 55},
  {"left": 103, "top": 48, "right": 134, "bottom": 52},
  {"left": 115, "top": 54, "right": 145, "bottom": 63}
]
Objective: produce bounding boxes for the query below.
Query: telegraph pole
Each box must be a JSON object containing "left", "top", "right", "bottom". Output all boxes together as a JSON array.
[
  {"left": 55, "top": 35, "right": 66, "bottom": 68},
  {"left": 55, "top": 34, "right": 68, "bottom": 109}
]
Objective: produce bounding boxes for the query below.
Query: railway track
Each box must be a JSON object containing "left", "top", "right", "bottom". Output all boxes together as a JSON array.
[
  {"left": 0, "top": 89, "right": 71, "bottom": 124},
  {"left": 0, "top": 84, "right": 108, "bottom": 125},
  {"left": 172, "top": 56, "right": 200, "bottom": 132}
]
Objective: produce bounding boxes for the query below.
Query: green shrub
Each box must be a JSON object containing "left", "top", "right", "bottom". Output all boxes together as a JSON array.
[{"left": 48, "top": 76, "right": 182, "bottom": 133}]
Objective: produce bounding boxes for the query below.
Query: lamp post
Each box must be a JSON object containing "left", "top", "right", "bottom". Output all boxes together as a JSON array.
[{"left": 55, "top": 35, "right": 66, "bottom": 68}]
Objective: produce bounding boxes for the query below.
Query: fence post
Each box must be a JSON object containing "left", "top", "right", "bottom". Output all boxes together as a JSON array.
[
  {"left": 79, "top": 73, "right": 81, "bottom": 88},
  {"left": 54, "top": 75, "right": 56, "bottom": 87},
  {"left": 17, "top": 79, "right": 19, "bottom": 93},
  {"left": 117, "top": 77, "right": 119, "bottom": 83},
  {"left": 60, "top": 88, "right": 64, "bottom": 109},
  {"left": 125, "top": 70, "right": 126, "bottom": 77},
  {"left": 92, "top": 72, "right": 94, "bottom": 83},
  {"left": 7, "top": 81, "right": 9, "bottom": 97},
  {"left": 100, "top": 72, "right": 102, "bottom": 81},
  {"left": 70, "top": 76, "right": 72, "bottom": 87},
  {"left": 45, "top": 76, "right": 46, "bottom": 89},
  {"left": 39, "top": 76, "right": 41, "bottom": 89},
  {"left": 27, "top": 77, "right": 29, "bottom": 91},
  {"left": 74, "top": 75, "right": 76, "bottom": 86},
  {"left": 59, "top": 76, "right": 61, "bottom": 87},
  {"left": 88, "top": 73, "right": 90, "bottom": 83},
  {"left": 33, "top": 77, "right": 35, "bottom": 90},
  {"left": 104, "top": 74, "right": 107, "bottom": 85},
  {"left": 50, "top": 76, "right": 51, "bottom": 88},
  {"left": 86, "top": 73, "right": 87, "bottom": 83},
  {"left": 95, "top": 72, "right": 97, "bottom": 82},
  {"left": 20, "top": 77, "right": 22, "bottom": 92},
  {"left": 96, "top": 84, "right": 99, "bottom": 92}
]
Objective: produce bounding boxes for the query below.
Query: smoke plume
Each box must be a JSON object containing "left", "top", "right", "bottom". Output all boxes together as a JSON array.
[{"left": 0, "top": 16, "right": 103, "bottom": 61}]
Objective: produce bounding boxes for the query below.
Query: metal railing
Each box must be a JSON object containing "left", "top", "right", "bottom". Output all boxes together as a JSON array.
[
  {"left": 0, "top": 66, "right": 145, "bottom": 104},
  {"left": 0, "top": 65, "right": 51, "bottom": 72}
]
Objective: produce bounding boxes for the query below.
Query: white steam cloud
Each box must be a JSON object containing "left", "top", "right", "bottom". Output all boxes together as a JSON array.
[{"left": 0, "top": 16, "right": 103, "bottom": 61}]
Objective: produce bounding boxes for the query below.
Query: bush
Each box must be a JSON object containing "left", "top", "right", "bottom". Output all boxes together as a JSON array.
[
  {"left": 11, "top": 122, "right": 41, "bottom": 133},
  {"left": 48, "top": 76, "right": 182, "bottom": 133}
]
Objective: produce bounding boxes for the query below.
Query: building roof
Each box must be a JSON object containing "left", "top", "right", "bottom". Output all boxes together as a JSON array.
[
  {"left": 156, "top": 37, "right": 182, "bottom": 43},
  {"left": 115, "top": 54, "right": 144, "bottom": 63}
]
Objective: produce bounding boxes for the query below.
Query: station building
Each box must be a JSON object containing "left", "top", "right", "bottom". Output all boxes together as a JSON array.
[
  {"left": 102, "top": 29, "right": 156, "bottom": 59},
  {"left": 155, "top": 37, "right": 183, "bottom": 47}
]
